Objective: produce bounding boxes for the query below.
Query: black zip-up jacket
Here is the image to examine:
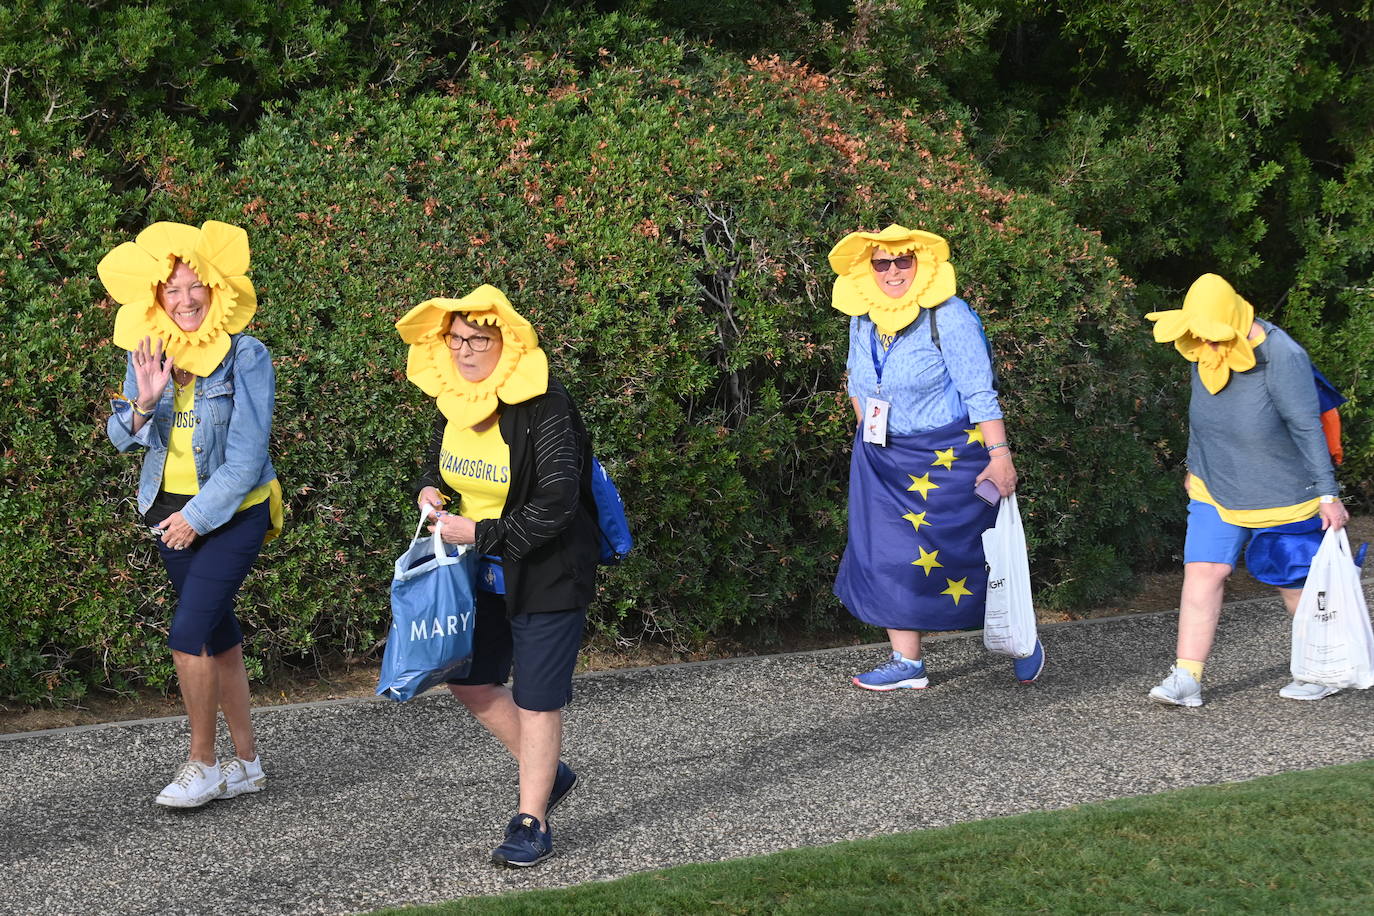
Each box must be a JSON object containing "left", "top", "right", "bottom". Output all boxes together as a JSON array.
[{"left": 415, "top": 380, "right": 599, "bottom": 617}]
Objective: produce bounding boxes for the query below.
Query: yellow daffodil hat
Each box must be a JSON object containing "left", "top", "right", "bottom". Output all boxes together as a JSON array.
[
  {"left": 395, "top": 284, "right": 549, "bottom": 426},
  {"left": 97, "top": 220, "right": 257, "bottom": 377},
  {"left": 1145, "top": 273, "right": 1257, "bottom": 394},
  {"left": 828, "top": 224, "right": 958, "bottom": 336}
]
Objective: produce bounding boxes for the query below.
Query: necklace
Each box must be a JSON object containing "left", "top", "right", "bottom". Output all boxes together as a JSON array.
[{"left": 173, "top": 368, "right": 194, "bottom": 392}]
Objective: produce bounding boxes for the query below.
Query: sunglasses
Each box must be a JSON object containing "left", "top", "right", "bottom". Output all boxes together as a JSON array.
[{"left": 871, "top": 256, "right": 914, "bottom": 272}]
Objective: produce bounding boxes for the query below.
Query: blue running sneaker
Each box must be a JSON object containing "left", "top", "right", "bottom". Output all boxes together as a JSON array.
[
  {"left": 1013, "top": 639, "right": 1045, "bottom": 684},
  {"left": 491, "top": 813, "right": 553, "bottom": 868},
  {"left": 547, "top": 761, "right": 578, "bottom": 816},
  {"left": 852, "top": 651, "right": 929, "bottom": 690}
]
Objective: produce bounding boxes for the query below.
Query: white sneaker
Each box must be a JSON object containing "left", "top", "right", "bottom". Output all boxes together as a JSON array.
[
  {"left": 155, "top": 761, "right": 226, "bottom": 808},
  {"left": 1279, "top": 680, "right": 1340, "bottom": 701},
  {"left": 1149, "top": 666, "right": 1203, "bottom": 707},
  {"left": 221, "top": 756, "right": 267, "bottom": 799}
]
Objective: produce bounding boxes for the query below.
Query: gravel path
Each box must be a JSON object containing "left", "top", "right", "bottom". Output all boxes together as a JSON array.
[{"left": 2, "top": 597, "right": 1372, "bottom": 915}]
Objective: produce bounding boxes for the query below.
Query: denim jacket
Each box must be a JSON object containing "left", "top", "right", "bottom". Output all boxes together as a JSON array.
[{"left": 107, "top": 334, "right": 277, "bottom": 535}]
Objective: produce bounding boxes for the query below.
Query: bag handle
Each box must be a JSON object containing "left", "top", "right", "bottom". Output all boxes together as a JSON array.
[{"left": 414, "top": 504, "right": 460, "bottom": 565}]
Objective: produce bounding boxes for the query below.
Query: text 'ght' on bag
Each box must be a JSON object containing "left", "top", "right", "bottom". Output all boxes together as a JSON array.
[
  {"left": 1290, "top": 527, "right": 1374, "bottom": 690},
  {"left": 981, "top": 491, "right": 1038, "bottom": 659},
  {"left": 377, "top": 509, "right": 478, "bottom": 702}
]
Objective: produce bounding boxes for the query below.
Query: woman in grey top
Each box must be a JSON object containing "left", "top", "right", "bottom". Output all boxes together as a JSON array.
[{"left": 1144, "top": 273, "right": 1349, "bottom": 707}]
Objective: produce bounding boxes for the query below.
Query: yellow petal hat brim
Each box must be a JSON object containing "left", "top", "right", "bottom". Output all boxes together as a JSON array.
[
  {"left": 828, "top": 224, "right": 957, "bottom": 336},
  {"left": 99, "top": 220, "right": 256, "bottom": 377},
  {"left": 1145, "top": 274, "right": 1254, "bottom": 343},
  {"left": 1145, "top": 273, "right": 1257, "bottom": 392},
  {"left": 827, "top": 224, "right": 950, "bottom": 275},
  {"left": 396, "top": 284, "right": 549, "bottom": 426}
]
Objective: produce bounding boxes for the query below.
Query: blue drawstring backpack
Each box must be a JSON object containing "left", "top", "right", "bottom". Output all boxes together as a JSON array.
[
  {"left": 590, "top": 455, "right": 633, "bottom": 564},
  {"left": 377, "top": 509, "right": 478, "bottom": 702}
]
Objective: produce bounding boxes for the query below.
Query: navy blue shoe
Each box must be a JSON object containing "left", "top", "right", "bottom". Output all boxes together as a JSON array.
[
  {"left": 1013, "top": 639, "right": 1045, "bottom": 684},
  {"left": 547, "top": 761, "right": 578, "bottom": 816},
  {"left": 491, "top": 813, "right": 553, "bottom": 868}
]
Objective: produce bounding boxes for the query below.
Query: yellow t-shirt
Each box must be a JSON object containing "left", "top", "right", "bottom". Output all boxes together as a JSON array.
[
  {"left": 1188, "top": 475, "right": 1318, "bottom": 528},
  {"left": 162, "top": 380, "right": 200, "bottom": 495},
  {"left": 439, "top": 418, "right": 511, "bottom": 522},
  {"left": 161, "top": 379, "right": 271, "bottom": 511}
]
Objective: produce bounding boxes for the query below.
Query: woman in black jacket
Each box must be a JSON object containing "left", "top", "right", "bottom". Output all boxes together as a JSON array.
[{"left": 397, "top": 284, "right": 598, "bottom": 868}]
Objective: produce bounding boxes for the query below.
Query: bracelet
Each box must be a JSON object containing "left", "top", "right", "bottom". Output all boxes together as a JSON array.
[
  {"left": 1319, "top": 495, "right": 1336, "bottom": 504},
  {"left": 985, "top": 442, "right": 1010, "bottom": 452},
  {"left": 130, "top": 400, "right": 155, "bottom": 418}
]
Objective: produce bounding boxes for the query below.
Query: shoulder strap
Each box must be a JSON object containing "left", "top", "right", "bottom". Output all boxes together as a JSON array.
[{"left": 924, "top": 302, "right": 1000, "bottom": 393}]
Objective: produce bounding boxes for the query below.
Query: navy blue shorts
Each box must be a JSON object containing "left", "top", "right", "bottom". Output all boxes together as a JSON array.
[
  {"left": 158, "top": 500, "right": 269, "bottom": 656},
  {"left": 448, "top": 591, "right": 586, "bottom": 712}
]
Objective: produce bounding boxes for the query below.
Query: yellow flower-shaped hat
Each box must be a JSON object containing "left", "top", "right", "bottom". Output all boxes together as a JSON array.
[
  {"left": 828, "top": 224, "right": 957, "bottom": 336},
  {"left": 97, "top": 221, "right": 257, "bottom": 377},
  {"left": 395, "top": 284, "right": 549, "bottom": 426},
  {"left": 1145, "top": 273, "right": 1256, "bottom": 394}
]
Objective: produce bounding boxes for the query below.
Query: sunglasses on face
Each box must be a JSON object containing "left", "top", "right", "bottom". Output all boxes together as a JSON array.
[
  {"left": 445, "top": 332, "right": 496, "bottom": 353},
  {"left": 871, "top": 256, "right": 915, "bottom": 272}
]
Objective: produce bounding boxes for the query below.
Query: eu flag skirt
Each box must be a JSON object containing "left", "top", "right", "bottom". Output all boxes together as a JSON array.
[{"left": 835, "top": 416, "right": 998, "bottom": 631}]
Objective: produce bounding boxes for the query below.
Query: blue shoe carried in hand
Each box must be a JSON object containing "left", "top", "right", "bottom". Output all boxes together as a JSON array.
[
  {"left": 491, "top": 813, "right": 553, "bottom": 868},
  {"left": 852, "top": 651, "right": 929, "bottom": 691},
  {"left": 1013, "top": 639, "right": 1045, "bottom": 685}
]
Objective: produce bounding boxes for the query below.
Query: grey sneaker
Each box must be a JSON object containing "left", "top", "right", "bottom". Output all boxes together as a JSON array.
[
  {"left": 1279, "top": 680, "right": 1340, "bottom": 701},
  {"left": 155, "top": 761, "right": 226, "bottom": 808},
  {"left": 221, "top": 756, "right": 267, "bottom": 799},
  {"left": 1149, "top": 667, "right": 1203, "bottom": 707}
]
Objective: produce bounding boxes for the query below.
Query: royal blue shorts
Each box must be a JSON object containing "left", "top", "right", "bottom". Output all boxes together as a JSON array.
[
  {"left": 1183, "top": 499, "right": 1323, "bottom": 589},
  {"left": 448, "top": 590, "right": 586, "bottom": 712},
  {"left": 158, "top": 500, "right": 269, "bottom": 655}
]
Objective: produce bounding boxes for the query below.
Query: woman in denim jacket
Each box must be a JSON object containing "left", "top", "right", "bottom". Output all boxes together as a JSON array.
[{"left": 100, "top": 221, "right": 282, "bottom": 808}]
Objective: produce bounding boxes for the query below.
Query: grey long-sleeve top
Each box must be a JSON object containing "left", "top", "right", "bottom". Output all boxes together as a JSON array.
[{"left": 1187, "top": 320, "right": 1339, "bottom": 511}]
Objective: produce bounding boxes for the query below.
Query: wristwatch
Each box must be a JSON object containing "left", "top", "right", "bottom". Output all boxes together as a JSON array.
[{"left": 1319, "top": 495, "right": 1337, "bottom": 504}]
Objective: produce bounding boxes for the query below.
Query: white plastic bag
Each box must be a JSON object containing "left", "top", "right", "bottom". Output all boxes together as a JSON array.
[
  {"left": 1290, "top": 527, "right": 1374, "bottom": 689},
  {"left": 981, "top": 492, "right": 1038, "bottom": 658}
]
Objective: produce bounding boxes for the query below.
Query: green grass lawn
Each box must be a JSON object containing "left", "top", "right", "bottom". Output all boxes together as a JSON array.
[{"left": 379, "top": 760, "right": 1374, "bottom": 915}]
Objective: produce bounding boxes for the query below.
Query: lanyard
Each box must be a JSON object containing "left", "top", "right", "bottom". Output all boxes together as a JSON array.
[{"left": 869, "top": 327, "right": 900, "bottom": 395}]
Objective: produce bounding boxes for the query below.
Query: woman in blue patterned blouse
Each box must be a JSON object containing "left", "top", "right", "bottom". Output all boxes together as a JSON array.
[{"left": 829, "top": 224, "right": 1044, "bottom": 690}]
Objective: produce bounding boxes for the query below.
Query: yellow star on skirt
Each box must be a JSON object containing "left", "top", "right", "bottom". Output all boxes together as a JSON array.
[
  {"left": 902, "top": 510, "right": 931, "bottom": 532},
  {"left": 906, "top": 473, "right": 940, "bottom": 499},
  {"left": 932, "top": 448, "right": 957, "bottom": 470},
  {"left": 942, "top": 577, "right": 972, "bottom": 604},
  {"left": 911, "top": 547, "right": 943, "bottom": 575}
]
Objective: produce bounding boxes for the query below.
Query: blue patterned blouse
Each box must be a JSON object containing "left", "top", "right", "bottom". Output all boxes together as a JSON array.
[{"left": 845, "top": 296, "right": 1002, "bottom": 435}]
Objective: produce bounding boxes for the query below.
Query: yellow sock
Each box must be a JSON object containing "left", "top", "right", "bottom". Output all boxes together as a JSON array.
[{"left": 1176, "top": 658, "right": 1205, "bottom": 681}]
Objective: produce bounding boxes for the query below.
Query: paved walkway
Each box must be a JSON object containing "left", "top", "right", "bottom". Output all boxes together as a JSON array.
[{"left": 3, "top": 597, "right": 1373, "bottom": 915}]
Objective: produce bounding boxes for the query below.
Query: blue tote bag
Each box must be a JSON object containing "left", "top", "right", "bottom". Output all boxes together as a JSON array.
[{"left": 377, "top": 509, "right": 478, "bottom": 702}]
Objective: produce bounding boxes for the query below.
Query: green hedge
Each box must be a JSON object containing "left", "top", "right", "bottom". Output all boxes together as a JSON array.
[{"left": 2, "top": 11, "right": 1177, "bottom": 702}]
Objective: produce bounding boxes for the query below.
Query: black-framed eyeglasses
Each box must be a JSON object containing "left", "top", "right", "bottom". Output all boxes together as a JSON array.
[
  {"left": 871, "top": 256, "right": 914, "bottom": 272},
  {"left": 445, "top": 332, "right": 496, "bottom": 352}
]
